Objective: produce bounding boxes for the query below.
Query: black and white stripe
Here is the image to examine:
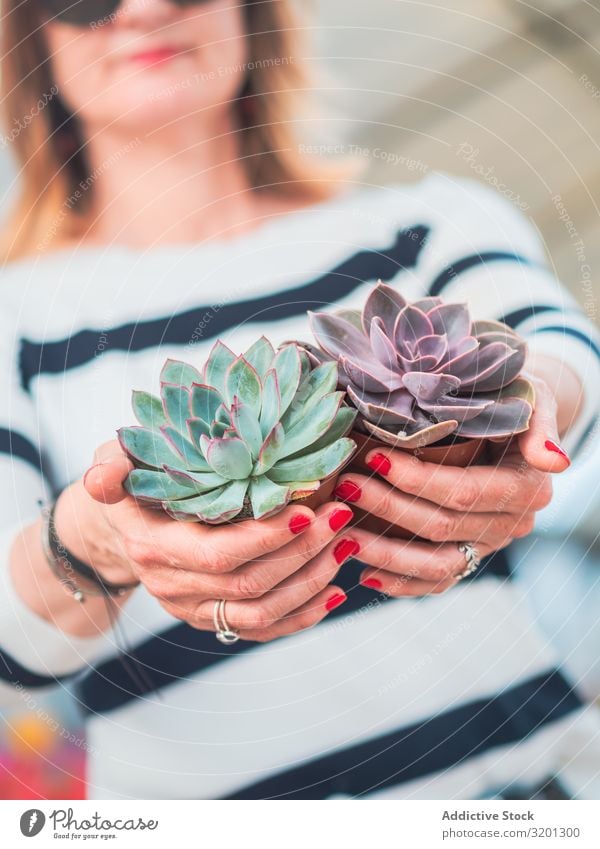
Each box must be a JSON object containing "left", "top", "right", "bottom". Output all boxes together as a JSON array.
[{"left": 1, "top": 174, "right": 600, "bottom": 800}]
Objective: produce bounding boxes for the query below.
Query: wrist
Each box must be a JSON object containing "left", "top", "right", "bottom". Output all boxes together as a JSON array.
[{"left": 54, "top": 481, "right": 138, "bottom": 587}]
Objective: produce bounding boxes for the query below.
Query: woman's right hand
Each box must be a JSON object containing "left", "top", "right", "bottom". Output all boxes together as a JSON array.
[{"left": 61, "top": 441, "right": 354, "bottom": 642}]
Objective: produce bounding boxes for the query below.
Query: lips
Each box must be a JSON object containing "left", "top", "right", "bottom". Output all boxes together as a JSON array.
[{"left": 128, "top": 46, "right": 185, "bottom": 65}]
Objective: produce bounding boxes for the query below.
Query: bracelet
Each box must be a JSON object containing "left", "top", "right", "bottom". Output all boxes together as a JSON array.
[{"left": 41, "top": 500, "right": 140, "bottom": 603}]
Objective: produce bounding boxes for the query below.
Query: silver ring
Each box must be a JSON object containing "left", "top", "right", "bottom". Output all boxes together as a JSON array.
[
  {"left": 456, "top": 542, "right": 481, "bottom": 581},
  {"left": 213, "top": 599, "right": 240, "bottom": 645}
]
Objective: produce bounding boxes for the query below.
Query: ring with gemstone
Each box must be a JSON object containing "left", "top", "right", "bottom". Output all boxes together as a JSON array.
[
  {"left": 456, "top": 542, "right": 481, "bottom": 581},
  {"left": 213, "top": 599, "right": 240, "bottom": 644}
]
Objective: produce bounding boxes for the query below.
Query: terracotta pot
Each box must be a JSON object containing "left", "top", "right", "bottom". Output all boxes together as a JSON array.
[
  {"left": 292, "top": 474, "right": 338, "bottom": 511},
  {"left": 348, "top": 429, "right": 487, "bottom": 539}
]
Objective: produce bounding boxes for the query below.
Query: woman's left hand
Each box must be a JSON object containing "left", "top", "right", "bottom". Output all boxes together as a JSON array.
[{"left": 333, "top": 375, "right": 572, "bottom": 597}]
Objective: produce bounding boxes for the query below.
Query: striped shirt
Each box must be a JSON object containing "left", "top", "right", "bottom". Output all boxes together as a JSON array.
[{"left": 1, "top": 173, "right": 600, "bottom": 800}]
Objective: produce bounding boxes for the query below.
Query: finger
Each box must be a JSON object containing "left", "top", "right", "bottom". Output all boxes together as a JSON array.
[
  {"left": 359, "top": 445, "right": 553, "bottom": 514},
  {"left": 120, "top": 500, "right": 319, "bottom": 575},
  {"left": 181, "top": 503, "right": 354, "bottom": 599},
  {"left": 348, "top": 529, "right": 497, "bottom": 585},
  {"left": 518, "top": 380, "right": 571, "bottom": 473},
  {"left": 187, "top": 533, "right": 359, "bottom": 630},
  {"left": 335, "top": 474, "right": 537, "bottom": 543},
  {"left": 239, "top": 584, "right": 348, "bottom": 642},
  {"left": 357, "top": 571, "right": 458, "bottom": 598},
  {"left": 84, "top": 440, "right": 133, "bottom": 505}
]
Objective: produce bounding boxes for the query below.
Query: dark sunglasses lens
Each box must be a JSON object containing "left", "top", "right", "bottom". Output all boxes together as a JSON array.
[
  {"left": 40, "top": 0, "right": 121, "bottom": 26},
  {"left": 40, "top": 0, "right": 217, "bottom": 28}
]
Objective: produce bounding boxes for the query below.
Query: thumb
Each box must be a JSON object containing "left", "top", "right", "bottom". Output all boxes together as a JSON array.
[
  {"left": 518, "top": 381, "right": 571, "bottom": 473},
  {"left": 83, "top": 439, "right": 134, "bottom": 504}
]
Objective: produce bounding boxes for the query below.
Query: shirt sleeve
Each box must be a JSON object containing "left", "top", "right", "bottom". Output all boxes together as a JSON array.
[
  {"left": 410, "top": 173, "right": 600, "bottom": 455},
  {"left": 0, "top": 304, "right": 111, "bottom": 707}
]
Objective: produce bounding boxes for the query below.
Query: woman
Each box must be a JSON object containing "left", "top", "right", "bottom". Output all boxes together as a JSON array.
[{"left": 1, "top": 0, "right": 599, "bottom": 799}]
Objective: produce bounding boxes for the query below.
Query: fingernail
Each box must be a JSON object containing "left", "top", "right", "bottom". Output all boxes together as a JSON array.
[
  {"left": 329, "top": 507, "right": 354, "bottom": 532},
  {"left": 289, "top": 514, "right": 312, "bottom": 535},
  {"left": 366, "top": 452, "right": 391, "bottom": 476},
  {"left": 325, "top": 591, "right": 347, "bottom": 611},
  {"left": 544, "top": 439, "right": 571, "bottom": 466},
  {"left": 334, "top": 480, "right": 362, "bottom": 503},
  {"left": 83, "top": 463, "right": 105, "bottom": 486},
  {"left": 333, "top": 538, "right": 361, "bottom": 565},
  {"left": 361, "top": 577, "right": 383, "bottom": 589}
]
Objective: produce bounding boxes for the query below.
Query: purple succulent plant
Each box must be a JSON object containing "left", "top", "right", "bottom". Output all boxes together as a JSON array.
[{"left": 307, "top": 282, "right": 535, "bottom": 449}]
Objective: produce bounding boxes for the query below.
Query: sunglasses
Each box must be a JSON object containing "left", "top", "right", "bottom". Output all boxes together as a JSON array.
[{"left": 39, "top": 0, "right": 227, "bottom": 28}]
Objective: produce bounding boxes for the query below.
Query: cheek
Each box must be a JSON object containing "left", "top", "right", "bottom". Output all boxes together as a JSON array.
[
  {"left": 42, "top": 6, "right": 250, "bottom": 128},
  {"left": 44, "top": 25, "right": 106, "bottom": 116}
]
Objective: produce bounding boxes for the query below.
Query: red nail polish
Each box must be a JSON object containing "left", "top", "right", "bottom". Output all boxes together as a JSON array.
[
  {"left": 334, "top": 480, "right": 362, "bottom": 503},
  {"left": 329, "top": 507, "right": 354, "bottom": 532},
  {"left": 544, "top": 439, "right": 571, "bottom": 466},
  {"left": 289, "top": 514, "right": 311, "bottom": 535},
  {"left": 333, "top": 538, "right": 361, "bottom": 565},
  {"left": 325, "top": 591, "right": 347, "bottom": 611},
  {"left": 361, "top": 577, "right": 383, "bottom": 589},
  {"left": 366, "top": 453, "right": 391, "bottom": 476}
]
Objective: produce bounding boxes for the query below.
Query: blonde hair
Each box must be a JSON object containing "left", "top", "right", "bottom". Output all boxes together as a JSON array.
[{"left": 0, "top": 0, "right": 343, "bottom": 262}]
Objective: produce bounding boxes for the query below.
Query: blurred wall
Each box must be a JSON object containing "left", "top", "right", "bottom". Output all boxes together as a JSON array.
[{"left": 310, "top": 0, "right": 600, "bottom": 310}]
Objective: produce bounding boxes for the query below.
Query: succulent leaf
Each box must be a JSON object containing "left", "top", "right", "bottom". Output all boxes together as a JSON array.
[
  {"left": 203, "top": 340, "right": 236, "bottom": 397},
  {"left": 162, "top": 466, "right": 228, "bottom": 492},
  {"left": 259, "top": 368, "right": 281, "bottom": 438},
  {"left": 161, "top": 383, "right": 191, "bottom": 434},
  {"left": 186, "top": 417, "right": 211, "bottom": 446},
  {"left": 118, "top": 426, "right": 186, "bottom": 471},
  {"left": 362, "top": 418, "right": 459, "bottom": 449},
  {"left": 279, "top": 392, "right": 343, "bottom": 458},
  {"left": 249, "top": 476, "right": 290, "bottom": 520},
  {"left": 160, "top": 359, "right": 202, "bottom": 388},
  {"left": 244, "top": 336, "right": 276, "bottom": 378},
  {"left": 369, "top": 317, "right": 398, "bottom": 372},
  {"left": 285, "top": 406, "right": 357, "bottom": 460},
  {"left": 132, "top": 390, "right": 168, "bottom": 430},
  {"left": 340, "top": 356, "right": 404, "bottom": 393},
  {"left": 165, "top": 480, "right": 248, "bottom": 524},
  {"left": 402, "top": 372, "right": 461, "bottom": 402},
  {"left": 394, "top": 305, "right": 434, "bottom": 349},
  {"left": 253, "top": 422, "right": 285, "bottom": 475},
  {"left": 308, "top": 311, "right": 373, "bottom": 361},
  {"left": 190, "top": 383, "right": 221, "bottom": 424},
  {"left": 161, "top": 425, "right": 210, "bottom": 470},
  {"left": 456, "top": 397, "right": 533, "bottom": 438},
  {"left": 269, "top": 437, "right": 356, "bottom": 483},
  {"left": 273, "top": 344, "right": 302, "bottom": 417},
  {"left": 226, "top": 356, "right": 261, "bottom": 414},
  {"left": 210, "top": 420, "right": 229, "bottom": 438},
  {"left": 231, "top": 399, "right": 263, "bottom": 458},
  {"left": 202, "top": 436, "right": 253, "bottom": 480},
  {"left": 362, "top": 282, "right": 407, "bottom": 337},
  {"left": 346, "top": 385, "right": 415, "bottom": 426},
  {"left": 281, "top": 361, "right": 338, "bottom": 431},
  {"left": 427, "top": 303, "right": 471, "bottom": 343},
  {"left": 124, "top": 469, "right": 200, "bottom": 502}
]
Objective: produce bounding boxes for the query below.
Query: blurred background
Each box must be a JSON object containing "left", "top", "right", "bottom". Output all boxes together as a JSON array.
[{"left": 1, "top": 0, "right": 599, "bottom": 799}]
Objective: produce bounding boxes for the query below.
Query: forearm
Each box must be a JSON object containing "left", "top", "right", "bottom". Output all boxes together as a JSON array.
[{"left": 9, "top": 482, "right": 135, "bottom": 639}]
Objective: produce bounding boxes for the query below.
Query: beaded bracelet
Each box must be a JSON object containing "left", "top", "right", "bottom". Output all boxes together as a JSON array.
[{"left": 41, "top": 500, "right": 140, "bottom": 603}]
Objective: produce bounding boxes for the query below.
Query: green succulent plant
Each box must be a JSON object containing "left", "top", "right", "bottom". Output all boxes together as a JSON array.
[{"left": 118, "top": 338, "right": 357, "bottom": 524}]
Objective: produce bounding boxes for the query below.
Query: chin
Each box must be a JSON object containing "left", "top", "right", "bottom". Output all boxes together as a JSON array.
[{"left": 108, "top": 64, "right": 239, "bottom": 123}]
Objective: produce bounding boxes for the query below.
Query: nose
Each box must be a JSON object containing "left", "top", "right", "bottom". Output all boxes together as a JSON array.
[{"left": 111, "top": 0, "right": 178, "bottom": 27}]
